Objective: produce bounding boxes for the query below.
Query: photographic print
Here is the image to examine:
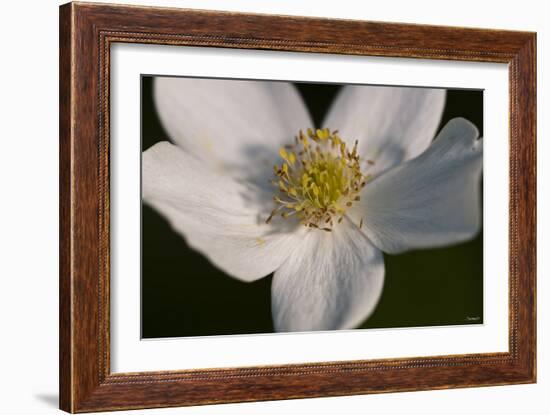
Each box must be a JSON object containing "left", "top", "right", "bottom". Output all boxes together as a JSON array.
[{"left": 141, "top": 76, "right": 483, "bottom": 338}]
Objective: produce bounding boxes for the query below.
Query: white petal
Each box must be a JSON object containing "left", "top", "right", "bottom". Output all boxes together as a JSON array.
[
  {"left": 271, "top": 220, "right": 385, "bottom": 332},
  {"left": 154, "top": 77, "right": 313, "bottom": 180},
  {"left": 323, "top": 85, "right": 446, "bottom": 175},
  {"left": 143, "top": 142, "right": 305, "bottom": 282},
  {"left": 350, "top": 118, "right": 482, "bottom": 254}
]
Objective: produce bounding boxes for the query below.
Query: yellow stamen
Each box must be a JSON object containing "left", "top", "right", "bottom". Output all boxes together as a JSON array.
[{"left": 268, "top": 128, "right": 371, "bottom": 230}]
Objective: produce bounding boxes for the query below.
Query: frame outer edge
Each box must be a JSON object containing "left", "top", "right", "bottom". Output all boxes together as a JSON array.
[
  {"left": 532, "top": 33, "right": 537, "bottom": 383},
  {"left": 519, "top": 33, "right": 537, "bottom": 382},
  {"left": 59, "top": 2, "right": 75, "bottom": 413},
  {"left": 509, "top": 33, "right": 537, "bottom": 383},
  {"left": 58, "top": 2, "right": 537, "bottom": 412}
]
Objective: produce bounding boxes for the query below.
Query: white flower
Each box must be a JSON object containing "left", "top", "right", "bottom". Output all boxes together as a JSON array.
[{"left": 143, "top": 78, "right": 482, "bottom": 332}]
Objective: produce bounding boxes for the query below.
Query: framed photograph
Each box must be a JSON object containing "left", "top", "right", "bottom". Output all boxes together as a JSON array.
[{"left": 59, "top": 2, "right": 536, "bottom": 412}]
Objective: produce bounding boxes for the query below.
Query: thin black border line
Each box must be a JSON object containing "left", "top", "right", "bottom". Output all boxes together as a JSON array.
[{"left": 139, "top": 74, "right": 144, "bottom": 341}]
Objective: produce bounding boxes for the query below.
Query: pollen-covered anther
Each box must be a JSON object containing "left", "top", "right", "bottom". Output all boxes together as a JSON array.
[{"left": 266, "top": 128, "right": 370, "bottom": 230}]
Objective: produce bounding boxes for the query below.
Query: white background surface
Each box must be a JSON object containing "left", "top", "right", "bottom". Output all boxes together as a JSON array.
[
  {"left": 0, "top": 0, "right": 547, "bottom": 414},
  {"left": 111, "top": 45, "right": 509, "bottom": 372}
]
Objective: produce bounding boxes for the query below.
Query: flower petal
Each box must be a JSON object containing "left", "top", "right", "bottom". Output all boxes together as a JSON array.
[
  {"left": 143, "top": 141, "right": 305, "bottom": 282},
  {"left": 154, "top": 77, "right": 313, "bottom": 178},
  {"left": 350, "top": 118, "right": 482, "bottom": 254},
  {"left": 271, "top": 220, "right": 385, "bottom": 332},
  {"left": 323, "top": 85, "right": 446, "bottom": 175}
]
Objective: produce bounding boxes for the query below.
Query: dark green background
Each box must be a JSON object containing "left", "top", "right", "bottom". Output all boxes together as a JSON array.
[{"left": 141, "top": 76, "right": 483, "bottom": 338}]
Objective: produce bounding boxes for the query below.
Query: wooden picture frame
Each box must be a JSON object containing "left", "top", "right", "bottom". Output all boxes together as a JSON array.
[{"left": 59, "top": 2, "right": 536, "bottom": 412}]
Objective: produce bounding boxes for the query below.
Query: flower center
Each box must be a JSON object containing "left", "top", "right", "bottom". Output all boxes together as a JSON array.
[{"left": 267, "top": 128, "right": 370, "bottom": 231}]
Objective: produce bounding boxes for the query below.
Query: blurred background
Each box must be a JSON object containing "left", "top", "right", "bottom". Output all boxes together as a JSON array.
[{"left": 141, "top": 76, "right": 483, "bottom": 338}]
